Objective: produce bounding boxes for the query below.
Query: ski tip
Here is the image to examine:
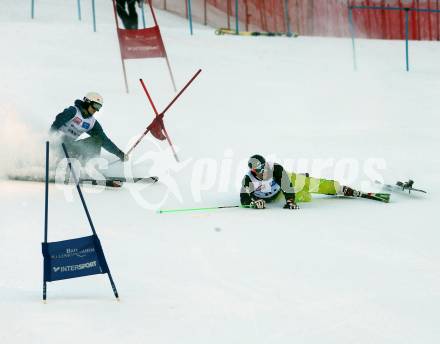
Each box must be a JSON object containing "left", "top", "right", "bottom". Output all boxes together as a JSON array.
[
  {"left": 362, "top": 192, "right": 391, "bottom": 203},
  {"left": 376, "top": 193, "right": 391, "bottom": 203}
]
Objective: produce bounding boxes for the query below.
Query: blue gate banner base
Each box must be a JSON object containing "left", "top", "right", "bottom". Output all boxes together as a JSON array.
[{"left": 42, "top": 235, "right": 109, "bottom": 282}]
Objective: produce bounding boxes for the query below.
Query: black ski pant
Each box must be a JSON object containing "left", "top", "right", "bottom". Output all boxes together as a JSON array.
[{"left": 116, "top": 0, "right": 138, "bottom": 30}]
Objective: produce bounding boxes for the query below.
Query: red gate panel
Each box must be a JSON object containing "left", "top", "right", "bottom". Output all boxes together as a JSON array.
[{"left": 116, "top": 26, "right": 166, "bottom": 60}]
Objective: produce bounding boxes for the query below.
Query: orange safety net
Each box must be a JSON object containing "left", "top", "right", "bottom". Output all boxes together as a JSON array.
[{"left": 150, "top": 0, "right": 440, "bottom": 40}]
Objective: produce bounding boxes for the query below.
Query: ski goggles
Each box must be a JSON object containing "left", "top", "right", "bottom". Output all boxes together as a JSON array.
[
  {"left": 91, "top": 102, "right": 102, "bottom": 111},
  {"left": 250, "top": 163, "right": 265, "bottom": 174}
]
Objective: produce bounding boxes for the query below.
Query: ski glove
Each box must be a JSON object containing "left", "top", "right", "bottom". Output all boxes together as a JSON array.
[
  {"left": 249, "top": 198, "right": 266, "bottom": 209},
  {"left": 283, "top": 199, "right": 299, "bottom": 210}
]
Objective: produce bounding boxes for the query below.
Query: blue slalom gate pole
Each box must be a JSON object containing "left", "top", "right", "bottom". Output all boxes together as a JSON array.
[
  {"left": 140, "top": 0, "right": 146, "bottom": 28},
  {"left": 44, "top": 142, "right": 49, "bottom": 246},
  {"left": 77, "top": 0, "right": 82, "bottom": 20},
  {"left": 405, "top": 8, "right": 409, "bottom": 72},
  {"left": 284, "top": 0, "right": 291, "bottom": 36},
  {"left": 61, "top": 144, "right": 97, "bottom": 235},
  {"left": 187, "top": 0, "right": 193, "bottom": 35},
  {"left": 43, "top": 141, "right": 49, "bottom": 301},
  {"left": 348, "top": 7, "right": 357, "bottom": 71},
  {"left": 91, "top": 0, "right": 96, "bottom": 32},
  {"left": 31, "top": 0, "right": 35, "bottom": 19},
  {"left": 235, "top": 0, "right": 239, "bottom": 34},
  {"left": 61, "top": 143, "right": 119, "bottom": 299}
]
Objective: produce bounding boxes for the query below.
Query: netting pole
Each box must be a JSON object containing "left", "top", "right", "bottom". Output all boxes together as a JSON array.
[
  {"left": 187, "top": 0, "right": 193, "bottom": 35},
  {"left": 31, "top": 0, "right": 35, "bottom": 19},
  {"left": 141, "top": 0, "right": 146, "bottom": 28},
  {"left": 437, "top": 0, "right": 439, "bottom": 41},
  {"left": 227, "top": 0, "right": 231, "bottom": 29},
  {"left": 405, "top": 8, "right": 410, "bottom": 71},
  {"left": 235, "top": 0, "right": 239, "bottom": 34},
  {"left": 259, "top": 0, "right": 266, "bottom": 31},
  {"left": 91, "top": 0, "right": 96, "bottom": 32},
  {"left": 284, "top": 0, "right": 291, "bottom": 36},
  {"left": 203, "top": 0, "right": 207, "bottom": 25},
  {"left": 348, "top": 6, "right": 358, "bottom": 71},
  {"left": 77, "top": 0, "right": 82, "bottom": 20},
  {"left": 245, "top": 0, "right": 249, "bottom": 30}
]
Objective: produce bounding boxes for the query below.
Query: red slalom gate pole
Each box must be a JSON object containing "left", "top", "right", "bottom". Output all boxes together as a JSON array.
[
  {"left": 112, "top": 0, "right": 129, "bottom": 93},
  {"left": 139, "top": 79, "right": 160, "bottom": 116},
  {"left": 110, "top": 70, "right": 202, "bottom": 165},
  {"left": 140, "top": 69, "right": 201, "bottom": 117},
  {"left": 161, "top": 125, "right": 179, "bottom": 162},
  {"left": 161, "top": 69, "right": 201, "bottom": 114},
  {"left": 138, "top": 69, "right": 202, "bottom": 162},
  {"left": 140, "top": 78, "right": 180, "bottom": 161}
]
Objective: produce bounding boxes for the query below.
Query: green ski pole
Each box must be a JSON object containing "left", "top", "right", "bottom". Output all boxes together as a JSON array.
[{"left": 158, "top": 205, "right": 249, "bottom": 214}]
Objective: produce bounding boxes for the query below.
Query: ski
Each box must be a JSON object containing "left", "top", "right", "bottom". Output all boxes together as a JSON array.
[
  {"left": 97, "top": 176, "right": 159, "bottom": 184},
  {"left": 215, "top": 28, "right": 299, "bottom": 37},
  {"left": 360, "top": 192, "right": 391, "bottom": 203},
  {"left": 375, "top": 179, "right": 427, "bottom": 194},
  {"left": 7, "top": 175, "right": 159, "bottom": 188},
  {"left": 80, "top": 178, "right": 123, "bottom": 188}
]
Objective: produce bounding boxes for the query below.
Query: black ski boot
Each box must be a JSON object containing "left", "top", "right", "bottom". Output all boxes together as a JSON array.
[{"left": 342, "top": 186, "right": 361, "bottom": 197}]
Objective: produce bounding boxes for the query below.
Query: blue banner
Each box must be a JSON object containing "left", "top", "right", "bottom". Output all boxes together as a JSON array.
[{"left": 42, "top": 235, "right": 109, "bottom": 282}]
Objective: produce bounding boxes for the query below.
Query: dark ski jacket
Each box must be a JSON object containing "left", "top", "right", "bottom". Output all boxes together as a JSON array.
[
  {"left": 50, "top": 99, "right": 124, "bottom": 160},
  {"left": 240, "top": 163, "right": 295, "bottom": 206}
]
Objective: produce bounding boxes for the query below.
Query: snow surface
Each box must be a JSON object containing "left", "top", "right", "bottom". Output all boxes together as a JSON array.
[{"left": 1, "top": 1, "right": 440, "bottom": 343}]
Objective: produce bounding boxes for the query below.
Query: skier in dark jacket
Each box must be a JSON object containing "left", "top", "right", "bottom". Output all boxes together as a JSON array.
[
  {"left": 241, "top": 155, "right": 299, "bottom": 210},
  {"left": 50, "top": 92, "right": 128, "bottom": 162}
]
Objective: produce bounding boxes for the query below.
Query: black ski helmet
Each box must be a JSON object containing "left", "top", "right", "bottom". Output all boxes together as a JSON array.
[{"left": 248, "top": 154, "right": 266, "bottom": 174}]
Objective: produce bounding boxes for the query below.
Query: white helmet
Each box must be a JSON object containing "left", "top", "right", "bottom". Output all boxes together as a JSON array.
[{"left": 84, "top": 92, "right": 103, "bottom": 110}]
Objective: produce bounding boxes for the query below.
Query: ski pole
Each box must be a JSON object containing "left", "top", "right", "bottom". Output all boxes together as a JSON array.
[
  {"left": 108, "top": 124, "right": 152, "bottom": 166},
  {"left": 158, "top": 204, "right": 249, "bottom": 214},
  {"left": 107, "top": 118, "right": 161, "bottom": 167},
  {"left": 125, "top": 125, "right": 152, "bottom": 156}
]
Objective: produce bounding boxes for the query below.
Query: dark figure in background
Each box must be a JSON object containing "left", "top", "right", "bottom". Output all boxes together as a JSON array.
[{"left": 116, "top": 0, "right": 139, "bottom": 30}]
